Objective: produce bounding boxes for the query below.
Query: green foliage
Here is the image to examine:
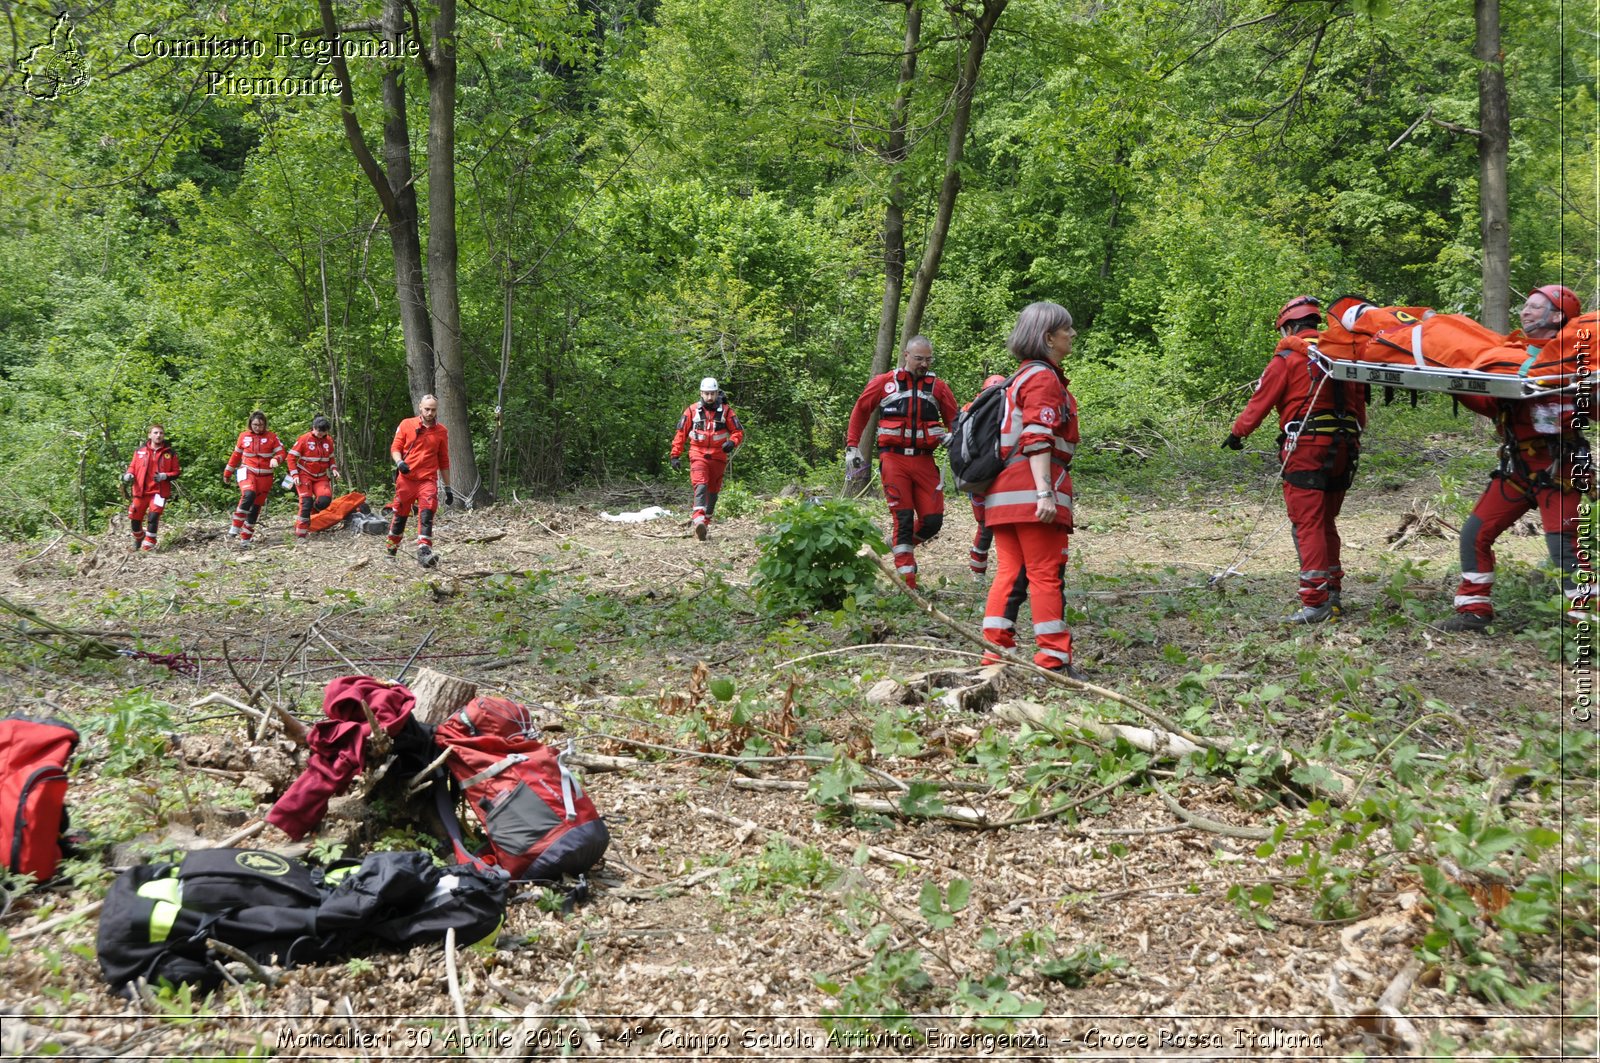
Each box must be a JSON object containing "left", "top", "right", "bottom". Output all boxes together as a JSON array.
[
  {"left": 86, "top": 690, "right": 175, "bottom": 777},
  {"left": 754, "top": 499, "right": 886, "bottom": 615}
]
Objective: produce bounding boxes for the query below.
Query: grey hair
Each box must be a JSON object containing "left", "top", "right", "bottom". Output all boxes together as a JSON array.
[
  {"left": 1006, "top": 302, "right": 1073, "bottom": 362},
  {"left": 901, "top": 334, "right": 932, "bottom": 354}
]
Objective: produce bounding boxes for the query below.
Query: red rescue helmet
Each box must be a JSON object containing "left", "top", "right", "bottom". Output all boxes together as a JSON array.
[
  {"left": 981, "top": 374, "right": 1007, "bottom": 389},
  {"left": 1275, "top": 295, "right": 1321, "bottom": 331},
  {"left": 1530, "top": 284, "right": 1581, "bottom": 322}
]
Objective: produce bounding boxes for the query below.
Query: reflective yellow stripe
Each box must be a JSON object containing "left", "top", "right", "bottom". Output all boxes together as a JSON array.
[{"left": 136, "top": 876, "right": 184, "bottom": 942}]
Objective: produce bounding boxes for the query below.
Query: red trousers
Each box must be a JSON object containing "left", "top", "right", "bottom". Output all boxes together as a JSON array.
[
  {"left": 1455, "top": 472, "right": 1588, "bottom": 622},
  {"left": 1281, "top": 436, "right": 1354, "bottom": 607},
  {"left": 689, "top": 454, "right": 729, "bottom": 526},
  {"left": 388, "top": 475, "right": 438, "bottom": 548},
  {"left": 128, "top": 492, "right": 169, "bottom": 548},
  {"left": 880, "top": 451, "right": 945, "bottom": 588},
  {"left": 982, "top": 522, "right": 1071, "bottom": 668},
  {"left": 294, "top": 477, "right": 334, "bottom": 538},
  {"left": 231, "top": 472, "right": 275, "bottom": 541}
]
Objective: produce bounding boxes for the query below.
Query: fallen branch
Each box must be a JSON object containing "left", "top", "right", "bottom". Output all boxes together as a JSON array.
[
  {"left": 444, "top": 927, "right": 470, "bottom": 1046},
  {"left": 696, "top": 806, "right": 922, "bottom": 868},
  {"left": 206, "top": 938, "right": 280, "bottom": 987},
  {"left": 1155, "top": 784, "right": 1274, "bottom": 840}
]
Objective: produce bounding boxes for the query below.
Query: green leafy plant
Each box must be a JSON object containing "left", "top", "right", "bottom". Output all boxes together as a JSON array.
[
  {"left": 89, "top": 690, "right": 175, "bottom": 776},
  {"left": 754, "top": 498, "right": 886, "bottom": 615}
]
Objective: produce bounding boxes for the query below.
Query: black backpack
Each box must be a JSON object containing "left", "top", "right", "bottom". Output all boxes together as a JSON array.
[
  {"left": 946, "top": 370, "right": 1022, "bottom": 495},
  {"left": 97, "top": 848, "right": 507, "bottom": 995}
]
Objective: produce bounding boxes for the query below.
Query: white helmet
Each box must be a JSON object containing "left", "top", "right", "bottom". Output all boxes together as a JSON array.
[{"left": 699, "top": 377, "right": 719, "bottom": 392}]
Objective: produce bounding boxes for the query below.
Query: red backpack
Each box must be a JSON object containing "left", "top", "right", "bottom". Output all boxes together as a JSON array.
[
  {"left": 0, "top": 716, "right": 79, "bottom": 881},
  {"left": 432, "top": 697, "right": 610, "bottom": 883}
]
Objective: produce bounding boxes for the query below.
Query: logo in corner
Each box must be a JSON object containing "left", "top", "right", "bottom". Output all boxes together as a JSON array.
[
  {"left": 23, "top": 12, "right": 89, "bottom": 101},
  {"left": 236, "top": 851, "right": 293, "bottom": 876}
]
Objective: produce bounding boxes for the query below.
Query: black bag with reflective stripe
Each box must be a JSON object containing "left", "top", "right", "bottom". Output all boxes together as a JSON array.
[{"left": 947, "top": 371, "right": 1021, "bottom": 496}]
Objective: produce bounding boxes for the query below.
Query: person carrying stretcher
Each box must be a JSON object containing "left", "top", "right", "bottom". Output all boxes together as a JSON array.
[
  {"left": 1442, "top": 284, "right": 1593, "bottom": 633},
  {"left": 1224, "top": 296, "right": 1367, "bottom": 624}
]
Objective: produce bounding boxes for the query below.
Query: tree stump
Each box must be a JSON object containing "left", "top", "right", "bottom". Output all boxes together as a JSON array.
[{"left": 411, "top": 667, "right": 478, "bottom": 725}]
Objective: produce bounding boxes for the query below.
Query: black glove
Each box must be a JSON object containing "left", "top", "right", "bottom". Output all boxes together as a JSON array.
[
  {"left": 721, "top": 440, "right": 735, "bottom": 454},
  {"left": 444, "top": 485, "right": 455, "bottom": 506},
  {"left": 395, "top": 459, "right": 411, "bottom": 475},
  {"left": 1221, "top": 433, "right": 1243, "bottom": 451},
  {"left": 671, "top": 456, "right": 682, "bottom": 471},
  {"left": 121, "top": 472, "right": 134, "bottom": 484}
]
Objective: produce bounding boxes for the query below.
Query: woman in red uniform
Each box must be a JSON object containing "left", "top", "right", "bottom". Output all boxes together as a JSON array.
[
  {"left": 223, "top": 410, "right": 284, "bottom": 546},
  {"left": 980, "top": 302, "right": 1082, "bottom": 677}
]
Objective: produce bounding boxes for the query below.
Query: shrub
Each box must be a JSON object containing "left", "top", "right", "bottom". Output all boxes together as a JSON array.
[{"left": 754, "top": 498, "right": 885, "bottom": 615}]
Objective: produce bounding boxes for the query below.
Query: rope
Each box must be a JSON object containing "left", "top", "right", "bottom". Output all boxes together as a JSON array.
[{"left": 1208, "top": 344, "right": 1334, "bottom": 589}]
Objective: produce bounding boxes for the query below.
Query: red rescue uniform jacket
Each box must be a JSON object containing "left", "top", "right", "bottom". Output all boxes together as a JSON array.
[
  {"left": 670, "top": 398, "right": 745, "bottom": 460},
  {"left": 846, "top": 369, "right": 958, "bottom": 454},
  {"left": 288, "top": 432, "right": 339, "bottom": 482},
  {"left": 1458, "top": 335, "right": 1591, "bottom": 486},
  {"left": 225, "top": 431, "right": 285, "bottom": 477},
  {"left": 983, "top": 360, "right": 1078, "bottom": 528},
  {"left": 391, "top": 417, "right": 450, "bottom": 480},
  {"left": 126, "top": 443, "right": 180, "bottom": 498},
  {"left": 1232, "top": 331, "right": 1370, "bottom": 437}
]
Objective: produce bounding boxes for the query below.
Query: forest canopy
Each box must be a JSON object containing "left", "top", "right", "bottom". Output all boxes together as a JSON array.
[{"left": 0, "top": 0, "right": 1591, "bottom": 533}]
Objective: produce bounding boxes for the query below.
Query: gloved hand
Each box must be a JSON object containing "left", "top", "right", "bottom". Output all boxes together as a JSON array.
[
  {"left": 721, "top": 440, "right": 735, "bottom": 454},
  {"left": 1221, "top": 433, "right": 1243, "bottom": 451},
  {"left": 845, "top": 446, "right": 866, "bottom": 476},
  {"left": 444, "top": 485, "right": 455, "bottom": 506},
  {"left": 154, "top": 472, "right": 169, "bottom": 483},
  {"left": 331, "top": 468, "right": 342, "bottom": 481},
  {"left": 671, "top": 456, "right": 682, "bottom": 471},
  {"left": 223, "top": 467, "right": 234, "bottom": 486},
  {"left": 121, "top": 472, "right": 134, "bottom": 485},
  {"left": 395, "top": 459, "right": 411, "bottom": 476}
]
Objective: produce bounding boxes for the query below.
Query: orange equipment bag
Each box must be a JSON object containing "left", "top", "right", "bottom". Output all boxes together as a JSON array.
[{"left": 308, "top": 492, "right": 367, "bottom": 533}]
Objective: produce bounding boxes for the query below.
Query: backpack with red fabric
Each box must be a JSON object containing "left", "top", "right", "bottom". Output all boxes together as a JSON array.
[
  {"left": 0, "top": 715, "right": 79, "bottom": 881},
  {"left": 432, "top": 696, "right": 610, "bottom": 883}
]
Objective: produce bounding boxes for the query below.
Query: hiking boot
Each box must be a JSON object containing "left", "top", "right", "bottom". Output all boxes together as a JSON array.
[
  {"left": 140, "top": 539, "right": 155, "bottom": 553},
  {"left": 226, "top": 525, "right": 240, "bottom": 539},
  {"left": 1439, "top": 611, "right": 1494, "bottom": 634},
  {"left": 385, "top": 543, "right": 399, "bottom": 558},
  {"left": 1046, "top": 662, "right": 1089, "bottom": 682},
  {"left": 692, "top": 521, "right": 708, "bottom": 541},
  {"left": 970, "top": 569, "right": 988, "bottom": 584},
  {"left": 1284, "top": 602, "right": 1334, "bottom": 625},
  {"left": 417, "top": 545, "right": 438, "bottom": 568},
  {"left": 1329, "top": 593, "right": 1343, "bottom": 618}
]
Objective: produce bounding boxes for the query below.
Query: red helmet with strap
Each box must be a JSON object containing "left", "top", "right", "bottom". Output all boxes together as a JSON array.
[
  {"left": 1531, "top": 284, "right": 1581, "bottom": 322},
  {"left": 1276, "top": 295, "right": 1321, "bottom": 331},
  {"left": 981, "top": 374, "right": 1007, "bottom": 389}
]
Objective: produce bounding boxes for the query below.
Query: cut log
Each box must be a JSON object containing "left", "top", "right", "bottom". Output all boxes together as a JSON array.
[{"left": 411, "top": 667, "right": 478, "bottom": 725}]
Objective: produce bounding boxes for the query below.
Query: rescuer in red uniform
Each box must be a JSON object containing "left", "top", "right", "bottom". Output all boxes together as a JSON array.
[
  {"left": 669, "top": 377, "right": 745, "bottom": 540},
  {"left": 387, "top": 394, "right": 454, "bottom": 567},
  {"left": 845, "top": 336, "right": 958, "bottom": 588},
  {"left": 287, "top": 415, "right": 340, "bottom": 540},
  {"left": 1224, "top": 296, "right": 1368, "bottom": 624},
  {"left": 979, "top": 302, "right": 1082, "bottom": 676},
  {"left": 1443, "top": 284, "right": 1593, "bottom": 632},
  {"left": 122, "top": 424, "right": 180, "bottom": 552},
  {"left": 224, "top": 410, "right": 285, "bottom": 546}
]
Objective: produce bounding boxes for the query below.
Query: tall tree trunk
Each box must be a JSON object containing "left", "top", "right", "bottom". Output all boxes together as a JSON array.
[
  {"left": 901, "top": 0, "right": 1008, "bottom": 339},
  {"left": 320, "top": 0, "right": 434, "bottom": 407},
  {"left": 1476, "top": 0, "right": 1510, "bottom": 332},
  {"left": 423, "top": 0, "right": 485, "bottom": 501},
  {"left": 871, "top": 0, "right": 922, "bottom": 377}
]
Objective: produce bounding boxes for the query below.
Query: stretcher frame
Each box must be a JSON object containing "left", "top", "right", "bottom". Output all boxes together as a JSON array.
[{"left": 1311, "top": 349, "right": 1580, "bottom": 400}]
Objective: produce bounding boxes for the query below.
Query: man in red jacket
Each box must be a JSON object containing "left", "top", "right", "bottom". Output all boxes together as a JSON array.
[
  {"left": 387, "top": 394, "right": 454, "bottom": 567},
  {"left": 1443, "top": 284, "right": 1592, "bottom": 632},
  {"left": 287, "top": 415, "right": 340, "bottom": 540},
  {"left": 669, "top": 377, "right": 745, "bottom": 540},
  {"left": 122, "top": 424, "right": 180, "bottom": 551},
  {"left": 846, "top": 337, "right": 958, "bottom": 588},
  {"left": 223, "top": 410, "right": 285, "bottom": 546},
  {"left": 1224, "top": 296, "right": 1367, "bottom": 624}
]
